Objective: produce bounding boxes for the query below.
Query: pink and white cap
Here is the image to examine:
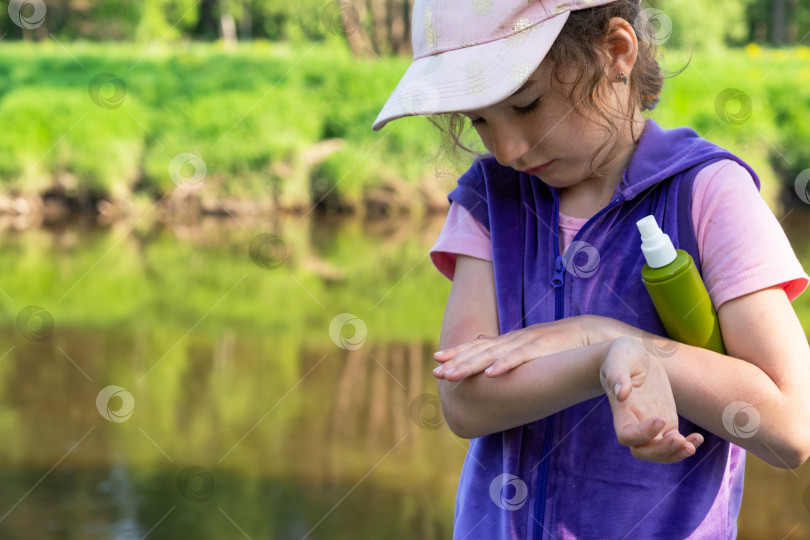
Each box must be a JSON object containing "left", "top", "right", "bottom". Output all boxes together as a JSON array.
[{"left": 372, "top": 0, "right": 620, "bottom": 131}]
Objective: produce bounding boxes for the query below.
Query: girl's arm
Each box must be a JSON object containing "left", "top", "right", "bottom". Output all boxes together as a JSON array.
[
  {"left": 438, "top": 254, "right": 700, "bottom": 463},
  {"left": 438, "top": 255, "right": 810, "bottom": 468},
  {"left": 437, "top": 254, "right": 605, "bottom": 435},
  {"left": 608, "top": 284, "right": 810, "bottom": 469}
]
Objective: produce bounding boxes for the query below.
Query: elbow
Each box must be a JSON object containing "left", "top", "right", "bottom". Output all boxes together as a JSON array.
[
  {"left": 752, "top": 392, "right": 810, "bottom": 469},
  {"left": 437, "top": 380, "right": 477, "bottom": 439},
  {"left": 442, "top": 399, "right": 477, "bottom": 440},
  {"left": 445, "top": 415, "right": 476, "bottom": 440},
  {"left": 752, "top": 441, "right": 808, "bottom": 470},
  {"left": 781, "top": 406, "right": 810, "bottom": 469},
  {"left": 784, "top": 433, "right": 810, "bottom": 469},
  {"left": 791, "top": 450, "right": 810, "bottom": 470},
  {"left": 772, "top": 444, "right": 810, "bottom": 470},
  {"left": 762, "top": 427, "right": 810, "bottom": 470}
]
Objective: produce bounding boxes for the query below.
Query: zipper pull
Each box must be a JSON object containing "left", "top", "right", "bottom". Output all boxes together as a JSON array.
[{"left": 551, "top": 254, "right": 565, "bottom": 288}]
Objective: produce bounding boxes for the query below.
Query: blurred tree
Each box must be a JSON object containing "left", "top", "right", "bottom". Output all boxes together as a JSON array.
[
  {"left": 4, "top": 0, "right": 809, "bottom": 49},
  {"left": 317, "top": 0, "right": 412, "bottom": 57},
  {"left": 647, "top": 0, "right": 757, "bottom": 50},
  {"left": 744, "top": 0, "right": 810, "bottom": 45},
  {"left": 194, "top": 0, "right": 219, "bottom": 40},
  {"left": 135, "top": 0, "right": 200, "bottom": 42},
  {"left": 773, "top": 0, "right": 786, "bottom": 43}
]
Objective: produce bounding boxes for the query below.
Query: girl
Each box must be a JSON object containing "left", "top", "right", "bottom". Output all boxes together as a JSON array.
[{"left": 372, "top": 1, "right": 810, "bottom": 538}]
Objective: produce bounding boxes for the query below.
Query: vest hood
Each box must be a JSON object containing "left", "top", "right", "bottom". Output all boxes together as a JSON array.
[{"left": 617, "top": 118, "right": 761, "bottom": 200}]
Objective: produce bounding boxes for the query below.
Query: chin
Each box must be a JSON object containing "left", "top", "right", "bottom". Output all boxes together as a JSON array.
[{"left": 535, "top": 172, "right": 573, "bottom": 188}]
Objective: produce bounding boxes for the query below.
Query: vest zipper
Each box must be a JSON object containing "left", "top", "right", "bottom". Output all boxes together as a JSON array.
[{"left": 534, "top": 192, "right": 625, "bottom": 540}]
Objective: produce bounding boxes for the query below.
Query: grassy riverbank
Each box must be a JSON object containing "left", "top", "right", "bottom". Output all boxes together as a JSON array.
[{"left": 0, "top": 41, "right": 808, "bottom": 216}]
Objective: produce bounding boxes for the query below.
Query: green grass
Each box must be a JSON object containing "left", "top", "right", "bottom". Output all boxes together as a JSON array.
[
  {"left": 0, "top": 40, "right": 449, "bottom": 213},
  {"left": 0, "top": 41, "right": 809, "bottom": 213},
  {"left": 649, "top": 45, "right": 810, "bottom": 208}
]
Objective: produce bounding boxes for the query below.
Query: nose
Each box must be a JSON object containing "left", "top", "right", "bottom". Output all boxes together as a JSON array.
[{"left": 487, "top": 120, "right": 531, "bottom": 169}]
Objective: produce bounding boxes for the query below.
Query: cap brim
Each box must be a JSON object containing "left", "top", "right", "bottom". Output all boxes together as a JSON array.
[{"left": 371, "top": 10, "right": 569, "bottom": 131}]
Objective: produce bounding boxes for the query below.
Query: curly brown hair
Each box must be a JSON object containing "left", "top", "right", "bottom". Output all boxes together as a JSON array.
[{"left": 427, "top": 1, "right": 681, "bottom": 170}]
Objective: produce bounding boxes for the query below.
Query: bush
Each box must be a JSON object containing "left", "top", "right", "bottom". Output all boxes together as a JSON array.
[{"left": 0, "top": 41, "right": 805, "bottom": 213}]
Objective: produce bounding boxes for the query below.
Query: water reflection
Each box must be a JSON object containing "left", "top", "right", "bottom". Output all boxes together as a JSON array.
[
  {"left": 0, "top": 327, "right": 464, "bottom": 539},
  {"left": 0, "top": 209, "right": 808, "bottom": 539}
]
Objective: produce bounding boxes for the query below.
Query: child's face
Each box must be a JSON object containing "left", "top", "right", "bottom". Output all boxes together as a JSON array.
[{"left": 462, "top": 59, "right": 633, "bottom": 189}]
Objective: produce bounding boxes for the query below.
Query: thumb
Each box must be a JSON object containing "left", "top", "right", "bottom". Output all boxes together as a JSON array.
[{"left": 608, "top": 375, "right": 632, "bottom": 401}]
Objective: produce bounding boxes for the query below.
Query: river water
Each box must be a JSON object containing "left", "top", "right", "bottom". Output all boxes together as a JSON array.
[{"left": 0, "top": 209, "right": 809, "bottom": 539}]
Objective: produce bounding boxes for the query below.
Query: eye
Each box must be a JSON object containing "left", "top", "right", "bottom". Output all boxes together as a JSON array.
[
  {"left": 514, "top": 97, "right": 541, "bottom": 115},
  {"left": 469, "top": 116, "right": 485, "bottom": 127}
]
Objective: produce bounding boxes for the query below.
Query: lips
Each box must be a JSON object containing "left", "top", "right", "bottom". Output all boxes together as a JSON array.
[{"left": 523, "top": 160, "right": 555, "bottom": 176}]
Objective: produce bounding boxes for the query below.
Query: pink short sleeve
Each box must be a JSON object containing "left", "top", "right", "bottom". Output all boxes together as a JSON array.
[
  {"left": 692, "top": 160, "right": 809, "bottom": 309},
  {"left": 429, "top": 202, "right": 492, "bottom": 280},
  {"left": 429, "top": 160, "right": 810, "bottom": 305}
]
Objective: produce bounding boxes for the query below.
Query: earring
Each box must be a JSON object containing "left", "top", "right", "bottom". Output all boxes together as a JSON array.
[{"left": 616, "top": 72, "right": 628, "bottom": 85}]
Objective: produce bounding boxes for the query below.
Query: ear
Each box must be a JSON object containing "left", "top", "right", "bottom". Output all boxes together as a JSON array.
[{"left": 604, "top": 17, "right": 638, "bottom": 83}]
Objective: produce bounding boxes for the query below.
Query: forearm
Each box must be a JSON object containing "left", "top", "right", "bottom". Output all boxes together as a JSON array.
[
  {"left": 438, "top": 340, "right": 612, "bottom": 439},
  {"left": 609, "top": 323, "right": 810, "bottom": 468}
]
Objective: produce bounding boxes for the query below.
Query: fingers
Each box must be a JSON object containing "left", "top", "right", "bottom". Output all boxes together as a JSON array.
[
  {"left": 631, "top": 437, "right": 694, "bottom": 463},
  {"left": 600, "top": 359, "right": 634, "bottom": 402},
  {"left": 433, "top": 336, "right": 496, "bottom": 367},
  {"left": 433, "top": 356, "right": 489, "bottom": 380},
  {"left": 630, "top": 431, "right": 705, "bottom": 464},
  {"left": 433, "top": 333, "right": 525, "bottom": 380},
  {"left": 433, "top": 346, "right": 463, "bottom": 364},
  {"left": 685, "top": 432, "right": 704, "bottom": 449},
  {"left": 483, "top": 346, "right": 536, "bottom": 377},
  {"left": 433, "top": 345, "right": 466, "bottom": 363},
  {"left": 606, "top": 374, "right": 632, "bottom": 401},
  {"left": 433, "top": 333, "right": 497, "bottom": 362},
  {"left": 615, "top": 416, "right": 665, "bottom": 447},
  {"left": 616, "top": 417, "right": 698, "bottom": 452}
]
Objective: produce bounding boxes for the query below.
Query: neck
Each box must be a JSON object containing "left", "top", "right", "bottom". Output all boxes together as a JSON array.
[{"left": 559, "top": 112, "right": 647, "bottom": 218}]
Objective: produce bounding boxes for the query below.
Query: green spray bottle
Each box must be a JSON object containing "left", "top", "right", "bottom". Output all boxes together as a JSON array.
[{"left": 636, "top": 215, "right": 726, "bottom": 354}]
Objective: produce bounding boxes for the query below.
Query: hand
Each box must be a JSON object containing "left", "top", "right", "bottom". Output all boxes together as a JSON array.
[
  {"left": 601, "top": 337, "right": 704, "bottom": 463},
  {"left": 433, "top": 315, "right": 609, "bottom": 381}
]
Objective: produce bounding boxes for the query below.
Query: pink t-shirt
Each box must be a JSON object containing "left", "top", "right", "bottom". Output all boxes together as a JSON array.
[{"left": 430, "top": 159, "right": 809, "bottom": 309}]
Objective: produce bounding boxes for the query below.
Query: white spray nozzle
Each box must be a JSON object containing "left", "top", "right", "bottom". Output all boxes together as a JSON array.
[{"left": 636, "top": 215, "right": 677, "bottom": 268}]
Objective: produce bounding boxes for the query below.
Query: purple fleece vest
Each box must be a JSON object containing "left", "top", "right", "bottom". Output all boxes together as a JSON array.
[{"left": 446, "top": 119, "right": 760, "bottom": 540}]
